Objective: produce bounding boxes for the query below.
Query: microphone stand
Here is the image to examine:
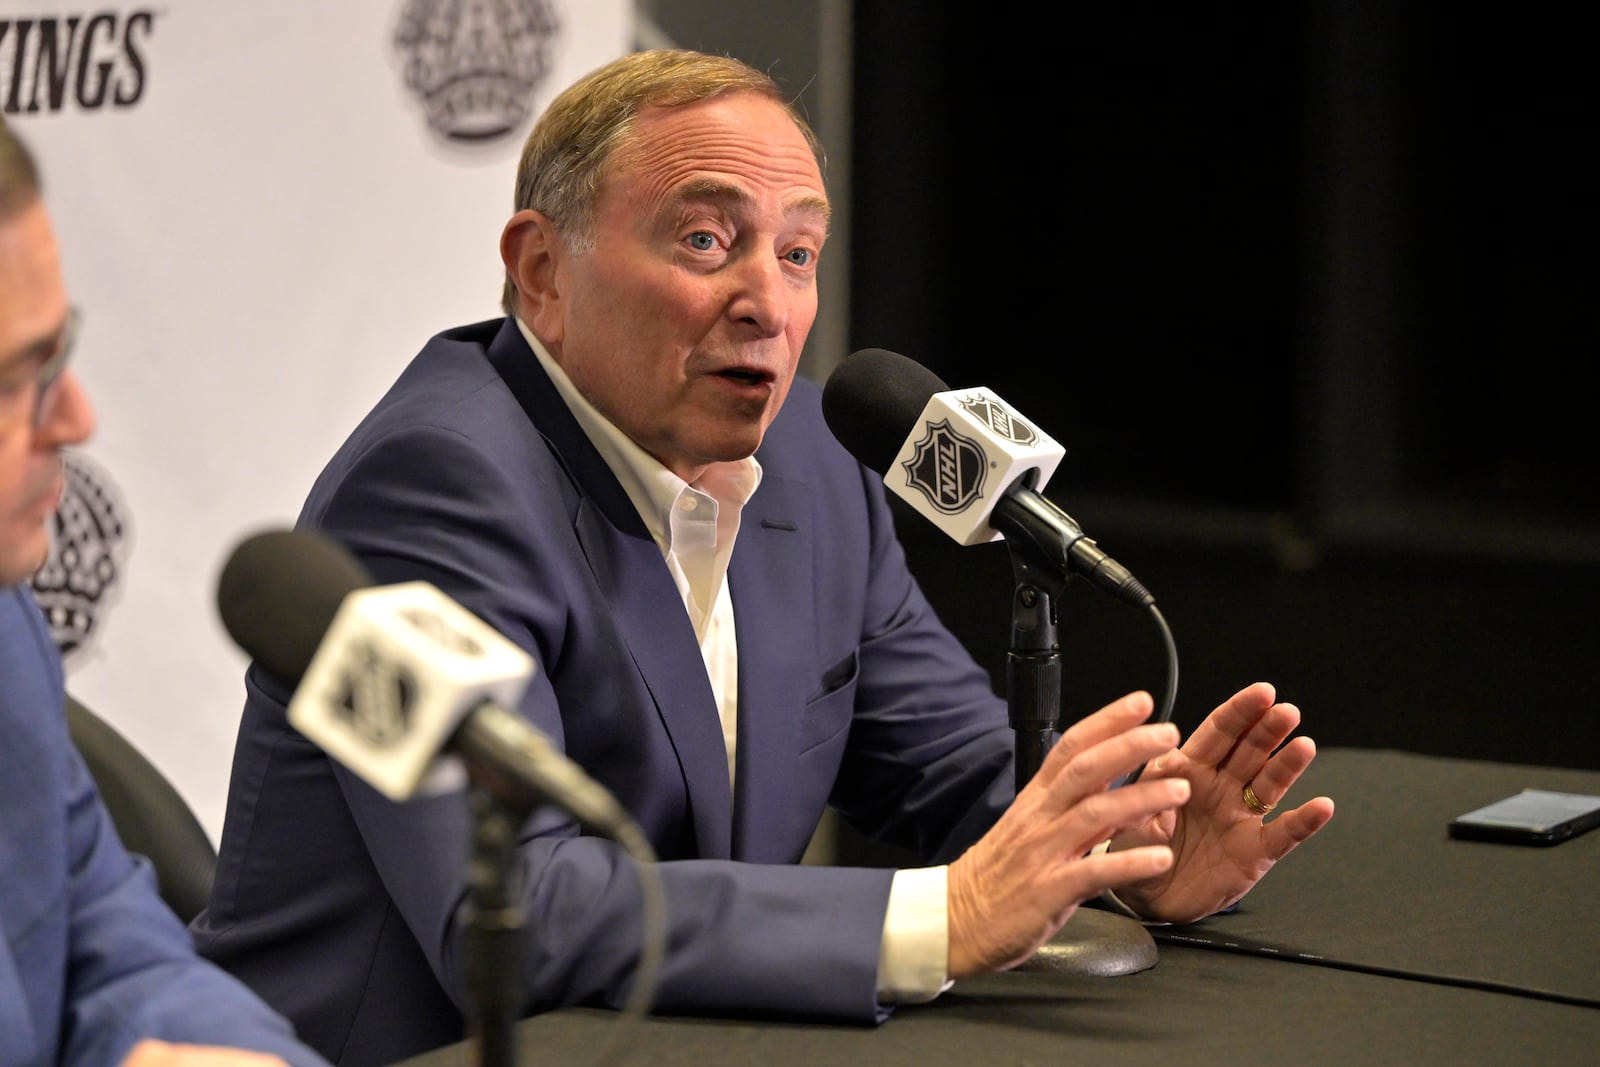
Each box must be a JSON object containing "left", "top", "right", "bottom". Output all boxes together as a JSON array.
[
  {"left": 1004, "top": 555, "right": 1159, "bottom": 977},
  {"left": 465, "top": 782, "right": 532, "bottom": 1067}
]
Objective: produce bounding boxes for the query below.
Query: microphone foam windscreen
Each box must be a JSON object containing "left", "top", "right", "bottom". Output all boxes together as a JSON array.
[
  {"left": 216, "top": 528, "right": 373, "bottom": 685},
  {"left": 821, "top": 348, "right": 950, "bottom": 476}
]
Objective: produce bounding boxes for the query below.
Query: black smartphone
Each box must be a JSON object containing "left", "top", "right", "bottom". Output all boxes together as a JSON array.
[{"left": 1447, "top": 789, "right": 1600, "bottom": 846}]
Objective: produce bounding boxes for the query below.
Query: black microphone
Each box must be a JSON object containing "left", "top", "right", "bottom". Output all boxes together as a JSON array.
[
  {"left": 216, "top": 528, "right": 632, "bottom": 834},
  {"left": 822, "top": 348, "right": 1153, "bottom": 608}
]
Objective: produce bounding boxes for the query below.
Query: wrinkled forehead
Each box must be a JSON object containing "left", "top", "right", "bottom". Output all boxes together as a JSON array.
[{"left": 605, "top": 93, "right": 829, "bottom": 218}]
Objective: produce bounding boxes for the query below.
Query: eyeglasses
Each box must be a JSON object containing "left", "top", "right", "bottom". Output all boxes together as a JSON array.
[{"left": 0, "top": 306, "right": 78, "bottom": 431}]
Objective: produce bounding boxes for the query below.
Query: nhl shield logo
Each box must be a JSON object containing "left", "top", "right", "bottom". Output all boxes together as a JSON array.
[
  {"left": 401, "top": 605, "right": 484, "bottom": 657},
  {"left": 958, "top": 393, "right": 1038, "bottom": 446},
  {"left": 902, "top": 419, "right": 986, "bottom": 515},
  {"left": 331, "top": 639, "right": 417, "bottom": 748}
]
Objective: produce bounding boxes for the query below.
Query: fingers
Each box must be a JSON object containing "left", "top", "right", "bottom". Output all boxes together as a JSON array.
[
  {"left": 1180, "top": 683, "right": 1316, "bottom": 787},
  {"left": 948, "top": 780, "right": 1184, "bottom": 977},
  {"left": 1062, "top": 774, "right": 1191, "bottom": 851},
  {"left": 946, "top": 692, "right": 1198, "bottom": 978},
  {"left": 1278, "top": 793, "right": 1337, "bottom": 841},
  {"left": 1032, "top": 691, "right": 1161, "bottom": 793},
  {"left": 1243, "top": 735, "right": 1318, "bottom": 812},
  {"left": 1175, "top": 681, "right": 1276, "bottom": 767},
  {"left": 1058, "top": 690, "right": 1157, "bottom": 750},
  {"left": 1233, "top": 735, "right": 1335, "bottom": 871},
  {"left": 1259, "top": 793, "right": 1337, "bottom": 863},
  {"left": 120, "top": 1042, "right": 291, "bottom": 1067},
  {"left": 1023, "top": 716, "right": 1188, "bottom": 856},
  {"left": 1104, "top": 684, "right": 1335, "bottom": 925}
]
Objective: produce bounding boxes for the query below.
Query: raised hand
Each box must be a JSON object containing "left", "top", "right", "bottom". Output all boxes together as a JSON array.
[
  {"left": 1108, "top": 681, "right": 1336, "bottom": 924},
  {"left": 946, "top": 692, "right": 1188, "bottom": 978}
]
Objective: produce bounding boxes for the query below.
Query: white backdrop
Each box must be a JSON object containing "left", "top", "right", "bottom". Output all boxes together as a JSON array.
[{"left": 4, "top": 0, "right": 630, "bottom": 841}]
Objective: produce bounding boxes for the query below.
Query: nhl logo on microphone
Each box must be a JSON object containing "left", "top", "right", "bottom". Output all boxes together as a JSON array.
[
  {"left": 289, "top": 581, "right": 536, "bottom": 800},
  {"left": 904, "top": 420, "right": 986, "bottom": 515},
  {"left": 889, "top": 387, "right": 1064, "bottom": 546},
  {"left": 959, "top": 393, "right": 1039, "bottom": 447},
  {"left": 327, "top": 640, "right": 418, "bottom": 748}
]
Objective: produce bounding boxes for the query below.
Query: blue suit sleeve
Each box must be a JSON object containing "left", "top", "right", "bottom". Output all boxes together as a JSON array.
[
  {"left": 0, "top": 584, "right": 329, "bottom": 1066},
  {"left": 56, "top": 746, "right": 333, "bottom": 1066}
]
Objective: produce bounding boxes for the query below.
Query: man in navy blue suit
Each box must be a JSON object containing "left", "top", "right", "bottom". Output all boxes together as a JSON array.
[
  {"left": 193, "top": 49, "right": 1335, "bottom": 1066},
  {"left": 0, "top": 119, "right": 328, "bottom": 1066}
]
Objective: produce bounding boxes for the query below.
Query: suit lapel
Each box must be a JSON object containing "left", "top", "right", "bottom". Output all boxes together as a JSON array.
[
  {"left": 574, "top": 503, "right": 733, "bottom": 857},
  {"left": 486, "top": 321, "right": 734, "bottom": 857}
]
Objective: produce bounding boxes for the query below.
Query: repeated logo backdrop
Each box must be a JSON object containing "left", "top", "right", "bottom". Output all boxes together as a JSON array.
[{"left": 3, "top": 0, "right": 629, "bottom": 840}]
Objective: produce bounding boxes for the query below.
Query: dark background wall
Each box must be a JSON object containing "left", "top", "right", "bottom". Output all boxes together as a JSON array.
[
  {"left": 849, "top": 3, "right": 1598, "bottom": 770},
  {"left": 646, "top": 2, "right": 1598, "bottom": 771}
]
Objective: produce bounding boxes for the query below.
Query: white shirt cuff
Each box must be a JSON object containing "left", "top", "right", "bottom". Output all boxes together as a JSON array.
[{"left": 877, "top": 866, "right": 954, "bottom": 1003}]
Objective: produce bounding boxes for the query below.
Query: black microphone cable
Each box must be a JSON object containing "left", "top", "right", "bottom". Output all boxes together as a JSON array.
[{"left": 1120, "top": 598, "right": 1178, "bottom": 786}]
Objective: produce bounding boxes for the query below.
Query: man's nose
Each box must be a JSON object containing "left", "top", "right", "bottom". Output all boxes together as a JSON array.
[{"left": 36, "top": 368, "right": 96, "bottom": 447}]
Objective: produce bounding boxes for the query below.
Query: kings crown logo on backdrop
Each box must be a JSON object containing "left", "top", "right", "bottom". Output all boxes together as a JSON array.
[
  {"left": 33, "top": 452, "right": 132, "bottom": 664},
  {"left": 392, "top": 0, "right": 561, "bottom": 146}
]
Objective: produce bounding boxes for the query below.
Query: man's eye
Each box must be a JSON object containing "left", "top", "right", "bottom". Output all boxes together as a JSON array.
[
  {"left": 687, "top": 231, "right": 718, "bottom": 251},
  {"left": 785, "top": 248, "right": 814, "bottom": 267}
]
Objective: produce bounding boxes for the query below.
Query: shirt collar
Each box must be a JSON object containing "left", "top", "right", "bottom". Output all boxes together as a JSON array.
[{"left": 513, "top": 317, "right": 762, "bottom": 551}]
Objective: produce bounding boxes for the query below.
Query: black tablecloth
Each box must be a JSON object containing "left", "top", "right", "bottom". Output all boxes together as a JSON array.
[
  {"left": 398, "top": 749, "right": 1600, "bottom": 1066},
  {"left": 1157, "top": 747, "right": 1600, "bottom": 1007}
]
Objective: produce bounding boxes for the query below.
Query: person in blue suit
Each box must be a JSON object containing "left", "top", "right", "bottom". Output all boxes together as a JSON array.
[
  {"left": 192, "top": 49, "right": 1336, "bottom": 1066},
  {"left": 0, "top": 120, "right": 330, "bottom": 1066}
]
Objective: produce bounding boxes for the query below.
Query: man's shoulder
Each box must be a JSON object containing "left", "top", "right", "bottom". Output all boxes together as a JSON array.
[
  {"left": 404, "top": 316, "right": 512, "bottom": 375},
  {"left": 357, "top": 317, "right": 521, "bottom": 421},
  {"left": 428, "top": 316, "right": 508, "bottom": 349}
]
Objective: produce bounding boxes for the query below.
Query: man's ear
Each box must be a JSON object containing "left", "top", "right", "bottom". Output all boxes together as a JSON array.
[{"left": 500, "top": 209, "right": 565, "bottom": 342}]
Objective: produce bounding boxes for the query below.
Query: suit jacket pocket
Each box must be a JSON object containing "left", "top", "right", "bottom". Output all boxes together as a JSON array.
[{"left": 798, "top": 650, "right": 858, "bottom": 755}]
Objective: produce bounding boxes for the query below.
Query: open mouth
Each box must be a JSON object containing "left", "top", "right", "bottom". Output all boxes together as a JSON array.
[{"left": 716, "top": 367, "right": 774, "bottom": 386}]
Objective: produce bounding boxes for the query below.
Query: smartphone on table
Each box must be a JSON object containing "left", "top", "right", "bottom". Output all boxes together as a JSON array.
[{"left": 1448, "top": 788, "right": 1600, "bottom": 846}]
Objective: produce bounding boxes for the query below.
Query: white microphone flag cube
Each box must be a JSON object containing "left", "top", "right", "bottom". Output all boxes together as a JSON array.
[
  {"left": 288, "top": 582, "right": 536, "bottom": 801},
  {"left": 885, "top": 387, "right": 1065, "bottom": 546}
]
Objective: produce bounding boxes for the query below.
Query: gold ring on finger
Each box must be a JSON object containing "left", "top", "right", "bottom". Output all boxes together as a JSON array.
[{"left": 1242, "top": 781, "right": 1274, "bottom": 817}]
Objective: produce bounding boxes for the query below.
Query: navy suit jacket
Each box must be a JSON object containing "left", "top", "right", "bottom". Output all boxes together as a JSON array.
[
  {"left": 192, "top": 319, "right": 1014, "bottom": 1065},
  {"left": 0, "top": 585, "right": 327, "bottom": 1067}
]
